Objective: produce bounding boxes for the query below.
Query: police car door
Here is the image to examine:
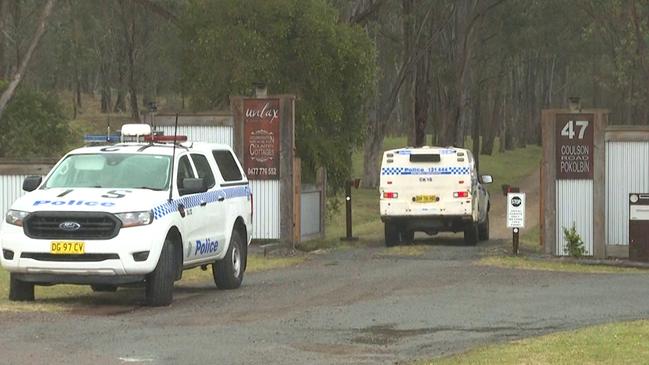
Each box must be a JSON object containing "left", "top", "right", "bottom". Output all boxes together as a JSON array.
[
  {"left": 175, "top": 154, "right": 210, "bottom": 263},
  {"left": 189, "top": 152, "right": 224, "bottom": 260}
]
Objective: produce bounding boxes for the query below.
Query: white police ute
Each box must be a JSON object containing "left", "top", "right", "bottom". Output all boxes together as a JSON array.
[
  {"left": 380, "top": 146, "right": 492, "bottom": 246},
  {"left": 0, "top": 124, "right": 252, "bottom": 306}
]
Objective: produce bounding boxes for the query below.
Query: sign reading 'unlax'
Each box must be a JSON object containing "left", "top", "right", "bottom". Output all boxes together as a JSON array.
[
  {"left": 555, "top": 113, "right": 594, "bottom": 180},
  {"left": 243, "top": 99, "right": 280, "bottom": 180}
]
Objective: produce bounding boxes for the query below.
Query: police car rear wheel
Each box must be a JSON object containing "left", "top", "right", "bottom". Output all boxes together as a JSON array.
[
  {"left": 145, "top": 237, "right": 175, "bottom": 306},
  {"left": 9, "top": 273, "right": 34, "bottom": 301},
  {"left": 463, "top": 222, "right": 479, "bottom": 246},
  {"left": 384, "top": 222, "right": 399, "bottom": 247},
  {"left": 402, "top": 229, "right": 415, "bottom": 243},
  {"left": 213, "top": 230, "right": 244, "bottom": 290}
]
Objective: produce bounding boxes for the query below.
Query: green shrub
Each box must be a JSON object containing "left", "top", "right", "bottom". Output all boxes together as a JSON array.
[
  {"left": 0, "top": 89, "right": 70, "bottom": 158},
  {"left": 563, "top": 223, "right": 586, "bottom": 257}
]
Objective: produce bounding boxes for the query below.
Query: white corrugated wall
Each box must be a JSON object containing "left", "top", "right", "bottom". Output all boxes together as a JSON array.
[
  {"left": 606, "top": 142, "right": 649, "bottom": 246},
  {"left": 301, "top": 190, "right": 321, "bottom": 237},
  {"left": 250, "top": 180, "right": 280, "bottom": 239},
  {"left": 159, "top": 125, "right": 233, "bottom": 146},
  {"left": 161, "top": 124, "right": 280, "bottom": 239},
  {"left": 556, "top": 180, "right": 594, "bottom": 256},
  {"left": 1, "top": 175, "right": 28, "bottom": 217}
]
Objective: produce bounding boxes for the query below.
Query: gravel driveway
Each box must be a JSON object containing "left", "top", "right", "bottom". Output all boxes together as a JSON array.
[{"left": 1, "top": 237, "right": 648, "bottom": 365}]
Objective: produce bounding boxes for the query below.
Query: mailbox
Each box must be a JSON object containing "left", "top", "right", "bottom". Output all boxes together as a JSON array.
[{"left": 629, "top": 194, "right": 649, "bottom": 262}]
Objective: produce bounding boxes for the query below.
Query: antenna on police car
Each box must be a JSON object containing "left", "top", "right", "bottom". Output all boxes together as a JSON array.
[{"left": 168, "top": 113, "right": 179, "bottom": 202}]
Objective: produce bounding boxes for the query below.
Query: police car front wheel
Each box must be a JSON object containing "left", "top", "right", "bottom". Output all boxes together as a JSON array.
[
  {"left": 9, "top": 273, "right": 34, "bottom": 302},
  {"left": 145, "top": 236, "right": 176, "bottom": 306},
  {"left": 213, "top": 230, "right": 245, "bottom": 290}
]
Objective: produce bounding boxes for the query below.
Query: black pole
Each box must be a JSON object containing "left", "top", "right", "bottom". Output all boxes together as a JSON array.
[
  {"left": 340, "top": 180, "right": 358, "bottom": 241},
  {"left": 513, "top": 227, "right": 519, "bottom": 255},
  {"left": 345, "top": 182, "right": 352, "bottom": 238}
]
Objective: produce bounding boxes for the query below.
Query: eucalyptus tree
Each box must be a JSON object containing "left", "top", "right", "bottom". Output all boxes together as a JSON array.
[{"left": 181, "top": 0, "right": 375, "bottom": 190}]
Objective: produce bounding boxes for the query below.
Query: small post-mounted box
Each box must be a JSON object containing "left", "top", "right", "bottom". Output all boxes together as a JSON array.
[{"left": 629, "top": 194, "right": 649, "bottom": 262}]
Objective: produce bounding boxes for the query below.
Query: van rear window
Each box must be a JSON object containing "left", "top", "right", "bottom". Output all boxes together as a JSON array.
[{"left": 409, "top": 154, "right": 441, "bottom": 163}]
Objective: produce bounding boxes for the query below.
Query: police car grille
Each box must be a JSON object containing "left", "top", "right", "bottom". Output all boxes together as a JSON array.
[
  {"left": 24, "top": 212, "right": 121, "bottom": 239},
  {"left": 21, "top": 253, "right": 120, "bottom": 262}
]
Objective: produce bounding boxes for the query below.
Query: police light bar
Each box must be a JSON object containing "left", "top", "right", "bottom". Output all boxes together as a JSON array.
[
  {"left": 144, "top": 135, "right": 188, "bottom": 143},
  {"left": 84, "top": 134, "right": 121, "bottom": 143},
  {"left": 121, "top": 124, "right": 152, "bottom": 137}
]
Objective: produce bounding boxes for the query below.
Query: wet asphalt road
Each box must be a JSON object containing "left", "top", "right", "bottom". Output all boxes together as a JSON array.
[{"left": 1, "top": 238, "right": 649, "bottom": 365}]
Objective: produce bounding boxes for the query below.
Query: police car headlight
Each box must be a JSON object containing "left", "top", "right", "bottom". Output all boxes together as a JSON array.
[
  {"left": 115, "top": 211, "right": 153, "bottom": 228},
  {"left": 5, "top": 210, "right": 29, "bottom": 226}
]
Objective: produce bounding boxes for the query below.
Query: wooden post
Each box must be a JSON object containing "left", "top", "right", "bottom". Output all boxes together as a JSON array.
[
  {"left": 293, "top": 157, "right": 301, "bottom": 246},
  {"left": 316, "top": 167, "right": 327, "bottom": 238},
  {"left": 541, "top": 108, "right": 608, "bottom": 257},
  {"left": 279, "top": 95, "right": 297, "bottom": 250},
  {"left": 541, "top": 109, "right": 557, "bottom": 255}
]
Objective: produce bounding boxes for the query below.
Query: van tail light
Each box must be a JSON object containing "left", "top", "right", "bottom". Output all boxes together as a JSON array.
[
  {"left": 453, "top": 191, "right": 469, "bottom": 198},
  {"left": 383, "top": 192, "right": 398, "bottom": 199}
]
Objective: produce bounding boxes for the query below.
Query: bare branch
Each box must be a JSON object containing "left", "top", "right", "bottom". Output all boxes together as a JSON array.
[{"left": 0, "top": 0, "right": 56, "bottom": 120}]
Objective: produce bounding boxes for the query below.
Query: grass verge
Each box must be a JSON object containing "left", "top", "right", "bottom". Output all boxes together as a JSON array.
[
  {"left": 477, "top": 256, "right": 647, "bottom": 274},
  {"left": 0, "top": 254, "right": 305, "bottom": 312},
  {"left": 420, "top": 320, "right": 649, "bottom": 365}
]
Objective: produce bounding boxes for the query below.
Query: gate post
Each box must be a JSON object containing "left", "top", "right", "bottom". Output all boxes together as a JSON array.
[
  {"left": 541, "top": 107, "right": 608, "bottom": 258},
  {"left": 231, "top": 92, "right": 298, "bottom": 249}
]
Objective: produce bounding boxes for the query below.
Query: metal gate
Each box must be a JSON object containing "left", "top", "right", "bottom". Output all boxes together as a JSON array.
[
  {"left": 556, "top": 180, "right": 593, "bottom": 255},
  {"left": 606, "top": 141, "right": 649, "bottom": 247}
]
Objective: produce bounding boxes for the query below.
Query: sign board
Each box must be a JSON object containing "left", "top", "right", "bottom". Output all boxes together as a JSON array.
[
  {"left": 555, "top": 113, "right": 594, "bottom": 179},
  {"left": 243, "top": 98, "right": 280, "bottom": 180},
  {"left": 507, "top": 192, "right": 526, "bottom": 228}
]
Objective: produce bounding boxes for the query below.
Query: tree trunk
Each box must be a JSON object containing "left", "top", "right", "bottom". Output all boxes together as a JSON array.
[
  {"left": 70, "top": 0, "right": 82, "bottom": 112},
  {"left": 413, "top": 41, "right": 429, "bottom": 147},
  {"left": 472, "top": 86, "right": 481, "bottom": 171},
  {"left": 100, "top": 61, "right": 112, "bottom": 113},
  {"left": 401, "top": 0, "right": 415, "bottom": 144},
  {"left": 362, "top": 120, "right": 386, "bottom": 188},
  {"left": 0, "top": 0, "right": 56, "bottom": 121},
  {"left": 119, "top": 0, "right": 140, "bottom": 121},
  {"left": 0, "top": 0, "right": 6, "bottom": 79}
]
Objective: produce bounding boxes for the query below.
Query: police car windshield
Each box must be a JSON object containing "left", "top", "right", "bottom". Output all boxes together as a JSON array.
[{"left": 44, "top": 154, "right": 171, "bottom": 190}]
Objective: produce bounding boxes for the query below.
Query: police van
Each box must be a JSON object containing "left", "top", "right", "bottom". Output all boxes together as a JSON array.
[
  {"left": 379, "top": 146, "right": 492, "bottom": 246},
  {"left": 0, "top": 124, "right": 252, "bottom": 306}
]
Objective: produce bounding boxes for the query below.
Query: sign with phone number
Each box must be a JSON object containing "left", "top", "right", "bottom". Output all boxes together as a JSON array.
[{"left": 243, "top": 98, "right": 281, "bottom": 180}]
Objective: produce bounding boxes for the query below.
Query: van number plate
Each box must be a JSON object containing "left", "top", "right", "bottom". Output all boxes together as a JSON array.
[
  {"left": 415, "top": 195, "right": 436, "bottom": 203},
  {"left": 50, "top": 241, "right": 85, "bottom": 254}
]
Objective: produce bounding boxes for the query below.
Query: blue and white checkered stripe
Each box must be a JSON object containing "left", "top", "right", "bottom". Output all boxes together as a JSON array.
[
  {"left": 381, "top": 167, "right": 470, "bottom": 176},
  {"left": 152, "top": 185, "right": 250, "bottom": 220}
]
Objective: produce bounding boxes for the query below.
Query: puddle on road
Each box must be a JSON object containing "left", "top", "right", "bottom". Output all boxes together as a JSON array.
[{"left": 352, "top": 324, "right": 431, "bottom": 346}]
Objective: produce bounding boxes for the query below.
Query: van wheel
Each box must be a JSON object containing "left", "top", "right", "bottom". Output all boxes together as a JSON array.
[
  {"left": 464, "top": 222, "right": 479, "bottom": 246},
  {"left": 213, "top": 230, "right": 244, "bottom": 289},
  {"left": 478, "top": 214, "right": 490, "bottom": 241},
  {"left": 9, "top": 274, "right": 34, "bottom": 301},
  {"left": 145, "top": 237, "right": 176, "bottom": 306},
  {"left": 91, "top": 284, "right": 118, "bottom": 293},
  {"left": 384, "top": 222, "right": 399, "bottom": 247},
  {"left": 402, "top": 229, "right": 415, "bottom": 243}
]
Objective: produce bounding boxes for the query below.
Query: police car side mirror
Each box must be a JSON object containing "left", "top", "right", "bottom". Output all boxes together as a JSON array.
[
  {"left": 23, "top": 176, "right": 42, "bottom": 192},
  {"left": 480, "top": 175, "right": 493, "bottom": 184},
  {"left": 181, "top": 178, "right": 207, "bottom": 195}
]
